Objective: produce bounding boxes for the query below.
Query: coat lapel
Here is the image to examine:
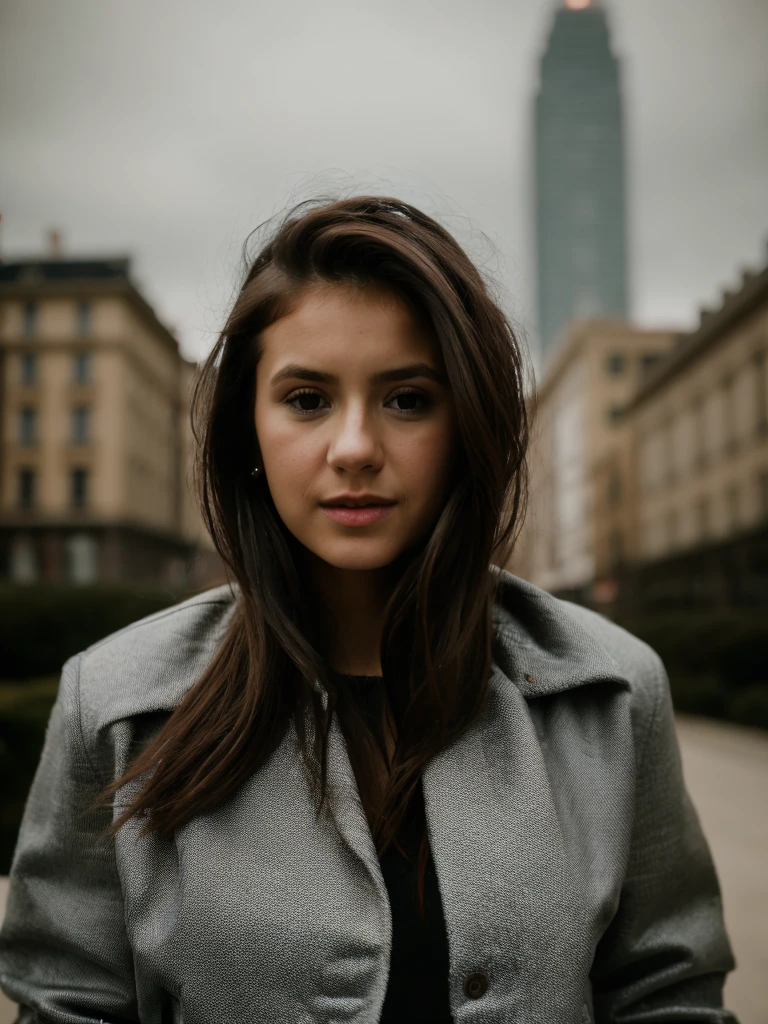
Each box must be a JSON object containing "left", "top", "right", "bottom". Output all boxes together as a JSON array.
[{"left": 313, "top": 568, "right": 632, "bottom": 1020}]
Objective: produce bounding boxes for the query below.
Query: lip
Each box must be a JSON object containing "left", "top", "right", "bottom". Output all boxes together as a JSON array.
[
  {"left": 319, "top": 493, "right": 396, "bottom": 508},
  {"left": 320, "top": 504, "right": 396, "bottom": 526}
]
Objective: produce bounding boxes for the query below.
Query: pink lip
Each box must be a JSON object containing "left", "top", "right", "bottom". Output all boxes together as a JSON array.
[{"left": 320, "top": 504, "right": 395, "bottom": 526}]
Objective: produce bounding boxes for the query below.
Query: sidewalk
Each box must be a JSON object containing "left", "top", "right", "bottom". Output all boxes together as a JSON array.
[
  {"left": 675, "top": 714, "right": 768, "bottom": 1024},
  {"left": 0, "top": 715, "right": 765, "bottom": 1023},
  {"left": 0, "top": 879, "right": 10, "bottom": 1024}
]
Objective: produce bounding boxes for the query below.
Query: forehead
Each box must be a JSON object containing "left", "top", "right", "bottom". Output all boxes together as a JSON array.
[{"left": 258, "top": 284, "right": 439, "bottom": 368}]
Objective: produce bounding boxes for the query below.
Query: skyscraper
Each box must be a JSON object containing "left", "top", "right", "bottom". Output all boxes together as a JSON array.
[{"left": 534, "top": 0, "right": 629, "bottom": 365}]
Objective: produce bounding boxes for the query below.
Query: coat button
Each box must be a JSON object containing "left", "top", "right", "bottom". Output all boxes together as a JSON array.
[
  {"left": 525, "top": 674, "right": 535, "bottom": 683},
  {"left": 463, "top": 971, "right": 488, "bottom": 999}
]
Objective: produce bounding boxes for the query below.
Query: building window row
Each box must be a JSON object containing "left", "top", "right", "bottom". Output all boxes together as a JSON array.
[
  {"left": 74, "top": 351, "right": 91, "bottom": 383},
  {"left": 21, "top": 352, "right": 37, "bottom": 385},
  {"left": 17, "top": 467, "right": 90, "bottom": 510},
  {"left": 16, "top": 351, "right": 92, "bottom": 386},
  {"left": 20, "top": 300, "right": 92, "bottom": 338},
  {"left": 23, "top": 301, "right": 37, "bottom": 337},
  {"left": 644, "top": 472, "right": 768, "bottom": 557},
  {"left": 640, "top": 349, "right": 768, "bottom": 493},
  {"left": 605, "top": 351, "right": 663, "bottom": 376},
  {"left": 606, "top": 406, "right": 623, "bottom": 425},
  {"left": 19, "top": 407, "right": 36, "bottom": 445},
  {"left": 71, "top": 406, "right": 90, "bottom": 444},
  {"left": 9, "top": 531, "right": 99, "bottom": 584},
  {"left": 17, "top": 405, "right": 91, "bottom": 445}
]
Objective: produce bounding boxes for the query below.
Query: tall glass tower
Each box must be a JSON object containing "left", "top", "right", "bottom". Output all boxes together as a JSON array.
[{"left": 534, "top": 0, "right": 628, "bottom": 363}]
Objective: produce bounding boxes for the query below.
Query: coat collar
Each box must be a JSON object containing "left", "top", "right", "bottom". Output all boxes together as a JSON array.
[
  {"left": 293, "top": 565, "right": 630, "bottom": 706},
  {"left": 489, "top": 565, "right": 630, "bottom": 698}
]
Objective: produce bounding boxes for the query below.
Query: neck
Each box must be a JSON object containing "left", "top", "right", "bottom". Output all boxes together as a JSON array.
[{"left": 307, "top": 556, "right": 402, "bottom": 676}]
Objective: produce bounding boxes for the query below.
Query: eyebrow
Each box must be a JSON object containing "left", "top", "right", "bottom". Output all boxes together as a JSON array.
[{"left": 269, "top": 362, "right": 446, "bottom": 388}]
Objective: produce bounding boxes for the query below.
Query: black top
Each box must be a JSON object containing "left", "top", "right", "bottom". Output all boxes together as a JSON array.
[{"left": 333, "top": 673, "right": 453, "bottom": 1023}]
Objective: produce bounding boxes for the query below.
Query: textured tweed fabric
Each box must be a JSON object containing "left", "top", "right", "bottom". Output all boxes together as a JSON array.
[{"left": 0, "top": 567, "right": 738, "bottom": 1023}]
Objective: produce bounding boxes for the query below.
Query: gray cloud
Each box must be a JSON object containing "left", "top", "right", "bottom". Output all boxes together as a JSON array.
[{"left": 1, "top": 0, "right": 766, "bottom": 362}]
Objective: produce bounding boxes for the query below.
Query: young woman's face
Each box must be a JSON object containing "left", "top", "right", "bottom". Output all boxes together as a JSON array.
[{"left": 254, "top": 283, "right": 458, "bottom": 572}]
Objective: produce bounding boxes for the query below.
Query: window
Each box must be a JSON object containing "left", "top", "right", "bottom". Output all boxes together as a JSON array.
[
  {"left": 759, "top": 472, "right": 768, "bottom": 522},
  {"left": 606, "top": 353, "right": 625, "bottom": 375},
  {"left": 570, "top": 243, "right": 598, "bottom": 273},
  {"left": 692, "top": 398, "right": 707, "bottom": 469},
  {"left": 666, "top": 509, "right": 678, "bottom": 551},
  {"left": 9, "top": 535, "right": 39, "bottom": 582},
  {"left": 754, "top": 350, "right": 767, "bottom": 435},
  {"left": 20, "top": 353, "right": 37, "bottom": 385},
  {"left": 607, "top": 406, "right": 623, "bottom": 425},
  {"left": 663, "top": 417, "right": 677, "bottom": 484},
  {"left": 77, "top": 301, "right": 91, "bottom": 336},
  {"left": 608, "top": 468, "right": 622, "bottom": 504},
  {"left": 568, "top": 194, "right": 597, "bottom": 226},
  {"left": 609, "top": 529, "right": 624, "bottom": 569},
  {"left": 640, "top": 353, "right": 661, "bottom": 373},
  {"left": 71, "top": 406, "right": 90, "bottom": 444},
  {"left": 65, "top": 532, "right": 99, "bottom": 583},
  {"left": 721, "top": 376, "right": 737, "bottom": 453},
  {"left": 22, "top": 301, "right": 37, "bottom": 337},
  {"left": 726, "top": 485, "right": 740, "bottom": 533},
  {"left": 697, "top": 497, "right": 711, "bottom": 541},
  {"left": 71, "top": 468, "right": 88, "bottom": 509},
  {"left": 74, "top": 351, "right": 91, "bottom": 384},
  {"left": 18, "top": 468, "right": 36, "bottom": 509},
  {"left": 19, "top": 407, "right": 36, "bottom": 445}
]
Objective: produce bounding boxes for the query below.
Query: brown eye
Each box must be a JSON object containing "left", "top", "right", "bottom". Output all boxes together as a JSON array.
[
  {"left": 387, "top": 389, "right": 431, "bottom": 414},
  {"left": 285, "top": 389, "right": 328, "bottom": 415}
]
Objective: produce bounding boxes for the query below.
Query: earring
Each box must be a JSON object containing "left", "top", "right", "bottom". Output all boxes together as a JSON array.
[{"left": 251, "top": 466, "right": 261, "bottom": 477}]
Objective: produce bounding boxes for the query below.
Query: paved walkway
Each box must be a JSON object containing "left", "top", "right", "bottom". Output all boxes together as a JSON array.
[
  {"left": 675, "top": 714, "right": 768, "bottom": 1024},
  {"left": 0, "top": 715, "right": 765, "bottom": 1023}
]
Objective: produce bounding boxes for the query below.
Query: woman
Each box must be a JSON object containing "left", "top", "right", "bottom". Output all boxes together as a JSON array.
[{"left": 0, "top": 196, "right": 737, "bottom": 1023}]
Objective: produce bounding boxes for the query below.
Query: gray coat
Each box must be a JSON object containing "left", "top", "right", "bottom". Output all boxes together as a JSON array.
[{"left": 0, "top": 568, "right": 738, "bottom": 1023}]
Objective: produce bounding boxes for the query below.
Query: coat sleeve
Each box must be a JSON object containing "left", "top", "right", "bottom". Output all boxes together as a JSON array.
[
  {"left": 0, "top": 653, "right": 139, "bottom": 1023},
  {"left": 590, "top": 648, "right": 739, "bottom": 1023}
]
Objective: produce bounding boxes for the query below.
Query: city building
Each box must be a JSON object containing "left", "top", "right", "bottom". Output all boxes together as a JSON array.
[
  {"left": 624, "top": 254, "right": 768, "bottom": 608},
  {"left": 509, "top": 318, "right": 677, "bottom": 600},
  {"left": 510, "top": 247, "right": 768, "bottom": 612},
  {"left": 533, "top": 0, "right": 629, "bottom": 366},
  {"left": 0, "top": 248, "right": 224, "bottom": 589}
]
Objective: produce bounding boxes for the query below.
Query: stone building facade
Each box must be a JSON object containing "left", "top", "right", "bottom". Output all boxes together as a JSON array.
[
  {"left": 624, "top": 258, "right": 768, "bottom": 608},
  {"left": 510, "top": 317, "right": 677, "bottom": 602},
  {"left": 0, "top": 253, "right": 224, "bottom": 590},
  {"left": 510, "top": 248, "right": 768, "bottom": 611}
]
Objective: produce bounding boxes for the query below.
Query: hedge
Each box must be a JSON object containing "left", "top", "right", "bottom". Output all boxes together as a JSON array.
[
  {"left": 0, "top": 677, "right": 60, "bottom": 874},
  {"left": 0, "top": 582, "right": 187, "bottom": 681},
  {"left": 612, "top": 608, "right": 768, "bottom": 730},
  {"left": 0, "top": 582, "right": 192, "bottom": 873},
  {"left": 1, "top": 596, "right": 766, "bottom": 874}
]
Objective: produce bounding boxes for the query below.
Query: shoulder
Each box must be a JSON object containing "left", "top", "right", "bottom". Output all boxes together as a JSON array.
[
  {"left": 491, "top": 567, "right": 667, "bottom": 739},
  {"left": 71, "top": 583, "right": 239, "bottom": 738},
  {"left": 559, "top": 597, "right": 667, "bottom": 725},
  {"left": 560, "top": 597, "right": 665, "bottom": 685}
]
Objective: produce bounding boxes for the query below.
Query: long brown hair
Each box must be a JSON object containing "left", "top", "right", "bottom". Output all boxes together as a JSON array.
[{"left": 92, "top": 195, "right": 532, "bottom": 929}]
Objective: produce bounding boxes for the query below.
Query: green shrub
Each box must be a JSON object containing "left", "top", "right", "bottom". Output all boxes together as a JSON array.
[
  {"left": 0, "top": 677, "right": 60, "bottom": 874},
  {"left": 667, "top": 673, "right": 729, "bottom": 719},
  {"left": 726, "top": 683, "right": 768, "bottom": 730},
  {"left": 615, "top": 609, "right": 767, "bottom": 685},
  {"left": 613, "top": 608, "right": 768, "bottom": 730},
  {"left": 0, "top": 582, "right": 188, "bottom": 681}
]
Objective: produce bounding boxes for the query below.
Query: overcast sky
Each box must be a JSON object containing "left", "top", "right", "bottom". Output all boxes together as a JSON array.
[{"left": 1, "top": 0, "right": 766, "bottom": 365}]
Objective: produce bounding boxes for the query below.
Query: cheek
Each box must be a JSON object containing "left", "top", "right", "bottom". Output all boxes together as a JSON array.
[
  {"left": 256, "top": 411, "right": 318, "bottom": 479},
  {"left": 396, "top": 423, "right": 456, "bottom": 497}
]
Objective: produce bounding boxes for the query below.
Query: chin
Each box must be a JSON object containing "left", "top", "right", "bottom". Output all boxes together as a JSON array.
[{"left": 313, "top": 542, "right": 403, "bottom": 573}]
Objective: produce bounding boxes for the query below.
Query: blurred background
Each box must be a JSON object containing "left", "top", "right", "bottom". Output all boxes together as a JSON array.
[{"left": 0, "top": 0, "right": 766, "bottom": 1020}]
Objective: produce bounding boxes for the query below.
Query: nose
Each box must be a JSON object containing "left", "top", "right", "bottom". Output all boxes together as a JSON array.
[{"left": 326, "top": 401, "right": 383, "bottom": 474}]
